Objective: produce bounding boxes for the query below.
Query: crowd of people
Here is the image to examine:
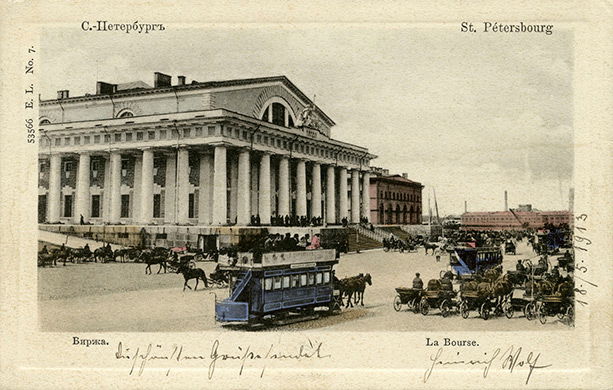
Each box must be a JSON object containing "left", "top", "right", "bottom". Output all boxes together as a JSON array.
[{"left": 249, "top": 214, "right": 325, "bottom": 227}]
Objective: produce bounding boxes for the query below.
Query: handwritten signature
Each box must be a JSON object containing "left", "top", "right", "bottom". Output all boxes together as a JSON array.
[
  {"left": 424, "top": 346, "right": 551, "bottom": 384},
  {"left": 115, "top": 339, "right": 330, "bottom": 378}
]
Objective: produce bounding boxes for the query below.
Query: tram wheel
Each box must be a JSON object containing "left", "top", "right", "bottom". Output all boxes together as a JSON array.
[
  {"left": 393, "top": 295, "right": 402, "bottom": 312},
  {"left": 420, "top": 299, "right": 430, "bottom": 316},
  {"left": 524, "top": 303, "right": 534, "bottom": 321},
  {"left": 460, "top": 301, "right": 470, "bottom": 319}
]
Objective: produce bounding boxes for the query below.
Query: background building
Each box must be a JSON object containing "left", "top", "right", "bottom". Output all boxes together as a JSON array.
[
  {"left": 461, "top": 208, "right": 572, "bottom": 231},
  {"left": 369, "top": 173, "right": 423, "bottom": 225}
]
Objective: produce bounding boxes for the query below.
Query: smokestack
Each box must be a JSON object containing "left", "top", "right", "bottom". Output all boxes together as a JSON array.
[
  {"left": 464, "top": 200, "right": 467, "bottom": 213},
  {"left": 569, "top": 188, "right": 574, "bottom": 212},
  {"left": 504, "top": 190, "right": 508, "bottom": 211},
  {"left": 177, "top": 75, "right": 186, "bottom": 86}
]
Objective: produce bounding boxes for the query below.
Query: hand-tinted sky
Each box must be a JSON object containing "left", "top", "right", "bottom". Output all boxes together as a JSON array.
[{"left": 41, "top": 25, "right": 573, "bottom": 215}]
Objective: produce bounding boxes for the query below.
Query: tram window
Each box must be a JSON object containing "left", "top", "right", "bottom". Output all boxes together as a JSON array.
[
  {"left": 323, "top": 272, "right": 330, "bottom": 284},
  {"left": 290, "top": 275, "right": 300, "bottom": 288},
  {"left": 307, "top": 273, "right": 315, "bottom": 285},
  {"left": 316, "top": 273, "right": 323, "bottom": 285},
  {"left": 264, "top": 278, "right": 273, "bottom": 291},
  {"left": 273, "top": 276, "right": 282, "bottom": 290},
  {"left": 300, "top": 274, "right": 307, "bottom": 287},
  {"left": 282, "top": 276, "right": 290, "bottom": 289}
]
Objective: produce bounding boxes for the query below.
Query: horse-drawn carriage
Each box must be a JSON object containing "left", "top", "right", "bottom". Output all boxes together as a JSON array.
[
  {"left": 215, "top": 249, "right": 341, "bottom": 325},
  {"left": 533, "top": 280, "right": 574, "bottom": 325},
  {"left": 418, "top": 279, "right": 457, "bottom": 317},
  {"left": 393, "top": 287, "right": 422, "bottom": 313},
  {"left": 383, "top": 237, "right": 417, "bottom": 253}
]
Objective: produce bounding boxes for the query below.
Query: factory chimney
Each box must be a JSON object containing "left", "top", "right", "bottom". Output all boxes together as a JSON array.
[
  {"left": 504, "top": 190, "right": 508, "bottom": 211},
  {"left": 464, "top": 200, "right": 467, "bottom": 213}
]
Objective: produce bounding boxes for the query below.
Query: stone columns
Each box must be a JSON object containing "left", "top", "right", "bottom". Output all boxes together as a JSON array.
[
  {"left": 164, "top": 152, "right": 176, "bottom": 224},
  {"left": 311, "top": 163, "right": 322, "bottom": 219},
  {"left": 296, "top": 159, "right": 307, "bottom": 217},
  {"left": 237, "top": 149, "right": 251, "bottom": 225},
  {"left": 176, "top": 147, "right": 190, "bottom": 224},
  {"left": 351, "top": 169, "right": 360, "bottom": 223},
  {"left": 228, "top": 153, "right": 238, "bottom": 223},
  {"left": 277, "top": 156, "right": 290, "bottom": 217},
  {"left": 338, "top": 167, "right": 348, "bottom": 221},
  {"left": 109, "top": 151, "right": 122, "bottom": 223},
  {"left": 132, "top": 156, "right": 142, "bottom": 222},
  {"left": 74, "top": 153, "right": 91, "bottom": 223},
  {"left": 140, "top": 148, "right": 154, "bottom": 224},
  {"left": 326, "top": 165, "right": 336, "bottom": 224},
  {"left": 362, "top": 171, "right": 371, "bottom": 221},
  {"left": 198, "top": 153, "right": 213, "bottom": 225},
  {"left": 212, "top": 145, "right": 227, "bottom": 225},
  {"left": 258, "top": 153, "right": 271, "bottom": 225},
  {"left": 47, "top": 154, "right": 61, "bottom": 223}
]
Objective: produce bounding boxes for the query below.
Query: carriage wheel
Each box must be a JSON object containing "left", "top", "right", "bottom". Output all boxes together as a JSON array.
[
  {"left": 504, "top": 301, "right": 514, "bottom": 319},
  {"left": 460, "top": 301, "right": 470, "bottom": 319},
  {"left": 524, "top": 302, "right": 534, "bottom": 321},
  {"left": 537, "top": 304, "right": 547, "bottom": 325},
  {"left": 439, "top": 270, "right": 447, "bottom": 279},
  {"left": 565, "top": 305, "right": 574, "bottom": 326},
  {"left": 410, "top": 298, "right": 420, "bottom": 314},
  {"left": 556, "top": 310, "right": 565, "bottom": 320},
  {"left": 439, "top": 300, "right": 451, "bottom": 318},
  {"left": 420, "top": 298, "right": 430, "bottom": 316},
  {"left": 384, "top": 247, "right": 389, "bottom": 252},
  {"left": 393, "top": 295, "right": 402, "bottom": 312},
  {"left": 480, "top": 302, "right": 490, "bottom": 320}
]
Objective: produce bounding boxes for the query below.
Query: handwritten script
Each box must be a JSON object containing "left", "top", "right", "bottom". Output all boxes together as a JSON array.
[
  {"left": 424, "top": 345, "right": 551, "bottom": 385},
  {"left": 115, "top": 339, "right": 330, "bottom": 378}
]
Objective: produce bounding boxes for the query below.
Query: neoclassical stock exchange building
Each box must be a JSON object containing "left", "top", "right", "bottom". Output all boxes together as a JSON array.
[{"left": 38, "top": 73, "right": 376, "bottom": 246}]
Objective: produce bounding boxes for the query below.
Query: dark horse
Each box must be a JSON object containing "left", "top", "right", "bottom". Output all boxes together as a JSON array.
[
  {"left": 339, "top": 273, "right": 373, "bottom": 307},
  {"left": 423, "top": 242, "right": 438, "bottom": 255},
  {"left": 176, "top": 264, "right": 208, "bottom": 291},
  {"left": 141, "top": 251, "right": 168, "bottom": 274}
]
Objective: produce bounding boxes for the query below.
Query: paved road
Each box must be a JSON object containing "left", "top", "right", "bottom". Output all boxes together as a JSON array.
[{"left": 38, "top": 241, "right": 571, "bottom": 332}]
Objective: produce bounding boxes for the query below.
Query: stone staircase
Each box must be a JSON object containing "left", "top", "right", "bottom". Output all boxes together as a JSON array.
[
  {"left": 378, "top": 226, "right": 413, "bottom": 241},
  {"left": 346, "top": 227, "right": 383, "bottom": 252}
]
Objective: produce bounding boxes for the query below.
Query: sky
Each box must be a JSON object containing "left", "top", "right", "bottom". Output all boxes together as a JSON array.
[{"left": 41, "top": 25, "right": 573, "bottom": 216}]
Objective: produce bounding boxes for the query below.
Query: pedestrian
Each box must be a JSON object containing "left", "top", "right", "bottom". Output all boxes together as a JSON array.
[{"left": 412, "top": 273, "right": 423, "bottom": 290}]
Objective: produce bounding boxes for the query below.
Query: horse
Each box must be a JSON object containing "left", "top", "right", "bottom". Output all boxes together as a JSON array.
[
  {"left": 93, "top": 246, "right": 113, "bottom": 263},
  {"left": 176, "top": 264, "right": 208, "bottom": 291},
  {"left": 141, "top": 251, "right": 168, "bottom": 274},
  {"left": 340, "top": 273, "right": 372, "bottom": 307},
  {"left": 423, "top": 242, "right": 438, "bottom": 255}
]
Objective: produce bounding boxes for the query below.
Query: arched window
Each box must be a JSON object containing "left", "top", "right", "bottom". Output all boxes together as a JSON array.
[
  {"left": 39, "top": 119, "right": 51, "bottom": 125},
  {"left": 117, "top": 109, "right": 134, "bottom": 118},
  {"left": 259, "top": 97, "right": 296, "bottom": 128}
]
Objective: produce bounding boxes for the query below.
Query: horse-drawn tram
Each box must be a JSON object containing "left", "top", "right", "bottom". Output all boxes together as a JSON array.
[
  {"left": 446, "top": 246, "right": 503, "bottom": 280},
  {"left": 215, "top": 249, "right": 341, "bottom": 327}
]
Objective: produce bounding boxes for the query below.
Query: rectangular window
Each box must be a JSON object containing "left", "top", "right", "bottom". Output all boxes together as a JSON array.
[
  {"left": 94, "top": 135, "right": 100, "bottom": 144},
  {"left": 208, "top": 126, "right": 215, "bottom": 136},
  {"left": 273, "top": 276, "right": 282, "bottom": 290},
  {"left": 91, "top": 195, "right": 101, "bottom": 218},
  {"left": 188, "top": 193, "right": 195, "bottom": 218},
  {"left": 114, "top": 133, "right": 122, "bottom": 142},
  {"left": 264, "top": 278, "right": 273, "bottom": 291},
  {"left": 125, "top": 133, "right": 133, "bottom": 141},
  {"left": 121, "top": 159, "right": 129, "bottom": 170},
  {"left": 323, "top": 272, "right": 330, "bottom": 284},
  {"left": 104, "top": 134, "right": 111, "bottom": 143},
  {"left": 64, "top": 161, "right": 73, "bottom": 172},
  {"left": 83, "top": 136, "right": 90, "bottom": 144},
  {"left": 300, "top": 274, "right": 307, "bottom": 287},
  {"left": 120, "top": 194, "right": 130, "bottom": 218},
  {"left": 307, "top": 273, "right": 315, "bottom": 286},
  {"left": 290, "top": 274, "right": 300, "bottom": 288},
  {"left": 55, "top": 138, "right": 61, "bottom": 146},
  {"left": 153, "top": 194, "right": 161, "bottom": 218},
  {"left": 64, "top": 137, "right": 70, "bottom": 145},
  {"left": 316, "top": 272, "right": 323, "bottom": 285},
  {"left": 136, "top": 132, "right": 143, "bottom": 140},
  {"left": 195, "top": 127, "right": 202, "bottom": 137},
  {"left": 282, "top": 276, "right": 290, "bottom": 289},
  {"left": 160, "top": 129, "right": 167, "bottom": 139},
  {"left": 148, "top": 131, "right": 156, "bottom": 140},
  {"left": 63, "top": 194, "right": 73, "bottom": 217}
]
